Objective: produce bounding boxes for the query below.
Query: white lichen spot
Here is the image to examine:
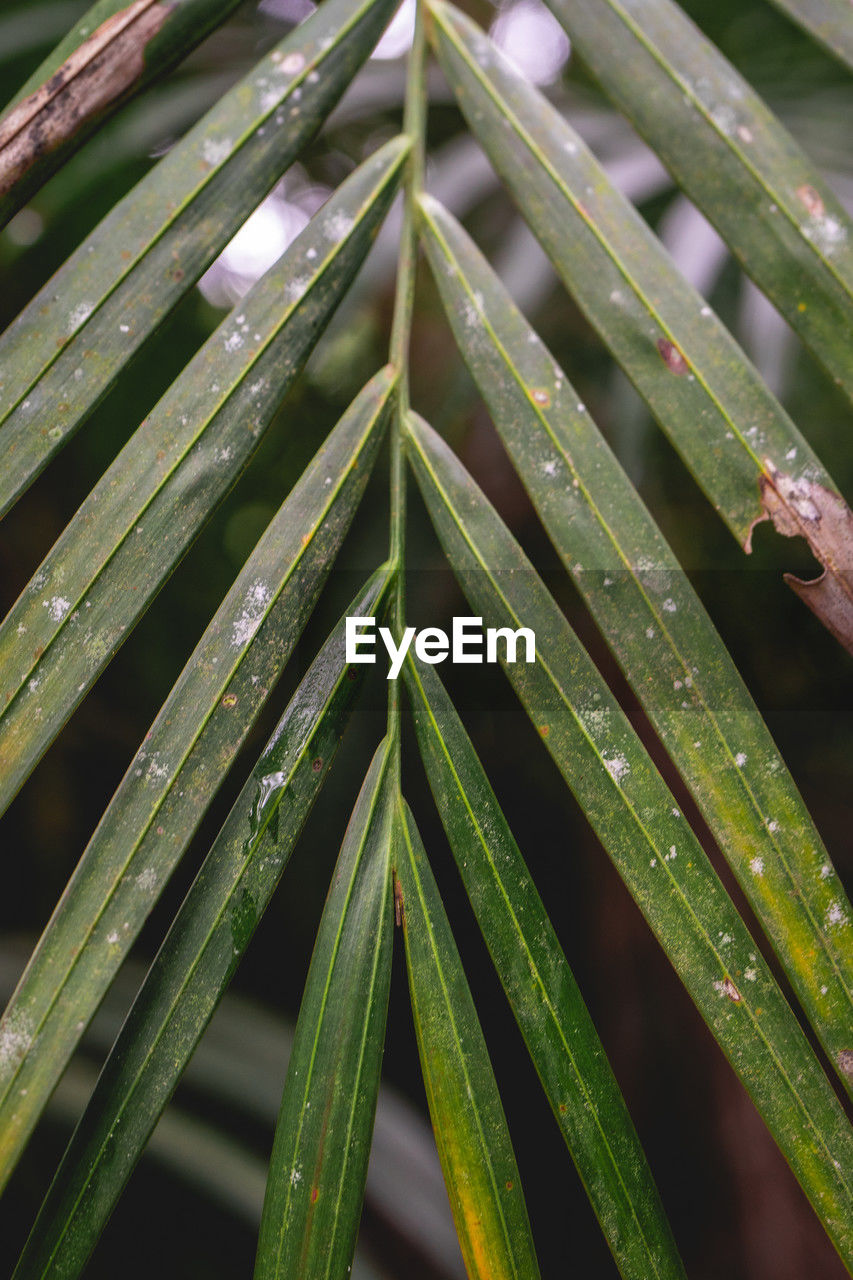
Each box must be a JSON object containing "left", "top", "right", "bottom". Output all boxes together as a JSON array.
[
  {"left": 68, "top": 301, "right": 92, "bottom": 330},
  {"left": 286, "top": 276, "right": 309, "bottom": 303},
  {"left": 290, "top": 1165, "right": 303, "bottom": 1186},
  {"left": 662, "top": 598, "right": 677, "bottom": 613},
  {"left": 802, "top": 213, "right": 847, "bottom": 256},
  {"left": 750, "top": 856, "right": 764, "bottom": 876},
  {"left": 325, "top": 210, "right": 354, "bottom": 242},
  {"left": 146, "top": 755, "right": 169, "bottom": 781},
  {"left": 665, "top": 846, "right": 677, "bottom": 861},
  {"left": 202, "top": 137, "right": 231, "bottom": 166},
  {"left": 232, "top": 579, "right": 272, "bottom": 648},
  {"left": 27, "top": 677, "right": 40, "bottom": 693},
  {"left": 136, "top": 867, "right": 158, "bottom": 893},
  {"left": 120, "top": 323, "right": 130, "bottom": 334},
  {"left": 736, "top": 124, "right": 753, "bottom": 143},
  {"left": 542, "top": 459, "right": 558, "bottom": 477},
  {"left": 224, "top": 331, "right": 244, "bottom": 353},
  {"left": 44, "top": 595, "right": 70, "bottom": 622},
  {"left": 826, "top": 901, "right": 848, "bottom": 928},
  {"left": 735, "top": 752, "right": 747, "bottom": 767},
  {"left": 744, "top": 967, "right": 757, "bottom": 982},
  {"left": 710, "top": 104, "right": 737, "bottom": 136},
  {"left": 0, "top": 1010, "right": 33, "bottom": 1070},
  {"left": 700, "top": 305, "right": 712, "bottom": 317},
  {"left": 603, "top": 753, "right": 630, "bottom": 785},
  {"left": 820, "top": 864, "right": 832, "bottom": 879},
  {"left": 106, "top": 931, "right": 120, "bottom": 945},
  {"left": 281, "top": 51, "right": 305, "bottom": 74},
  {"left": 820, "top": 984, "right": 828, "bottom": 994},
  {"left": 766, "top": 819, "right": 779, "bottom": 833}
]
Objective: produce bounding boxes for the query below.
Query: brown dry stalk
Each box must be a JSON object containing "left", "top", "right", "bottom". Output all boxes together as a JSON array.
[{"left": 0, "top": 0, "right": 173, "bottom": 199}]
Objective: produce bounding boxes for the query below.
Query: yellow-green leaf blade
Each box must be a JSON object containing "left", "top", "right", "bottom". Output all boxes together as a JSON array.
[
  {"left": 416, "top": 193, "right": 853, "bottom": 1100},
  {"left": 254, "top": 738, "right": 396, "bottom": 1280},
  {"left": 427, "top": 2, "right": 853, "bottom": 653},
  {"left": 0, "top": 369, "right": 395, "bottom": 1191},
  {"left": 405, "top": 410, "right": 853, "bottom": 1270},
  {"left": 0, "top": 137, "right": 408, "bottom": 818},
  {"left": 404, "top": 656, "right": 686, "bottom": 1280},
  {"left": 396, "top": 799, "right": 541, "bottom": 1280},
  {"left": 10, "top": 574, "right": 390, "bottom": 1280},
  {"left": 0, "top": 0, "right": 399, "bottom": 515},
  {"left": 543, "top": 0, "right": 853, "bottom": 397}
]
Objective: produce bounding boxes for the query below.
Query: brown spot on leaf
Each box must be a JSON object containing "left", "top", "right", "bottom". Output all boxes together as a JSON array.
[
  {"left": 221, "top": 693, "right": 237, "bottom": 708},
  {"left": 0, "top": 0, "right": 173, "bottom": 199},
  {"left": 310, "top": 1187, "right": 319, "bottom": 1204},
  {"left": 394, "top": 874, "right": 405, "bottom": 928},
  {"left": 311, "top": 757, "right": 323, "bottom": 772},
  {"left": 796, "top": 184, "right": 825, "bottom": 218},
  {"left": 538, "top": 724, "right": 549, "bottom": 737},
  {"left": 717, "top": 976, "right": 741, "bottom": 1003},
  {"left": 747, "top": 463, "right": 853, "bottom": 655},
  {"left": 656, "top": 338, "right": 689, "bottom": 375}
]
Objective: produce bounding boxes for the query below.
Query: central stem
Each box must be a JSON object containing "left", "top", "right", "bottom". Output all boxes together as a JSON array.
[{"left": 387, "top": 0, "right": 427, "bottom": 746}]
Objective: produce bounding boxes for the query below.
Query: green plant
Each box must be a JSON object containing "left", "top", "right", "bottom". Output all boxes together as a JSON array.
[{"left": 0, "top": 0, "right": 852, "bottom": 1275}]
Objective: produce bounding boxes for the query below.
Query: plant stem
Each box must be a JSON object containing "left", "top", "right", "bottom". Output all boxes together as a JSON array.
[{"left": 387, "top": 0, "right": 427, "bottom": 744}]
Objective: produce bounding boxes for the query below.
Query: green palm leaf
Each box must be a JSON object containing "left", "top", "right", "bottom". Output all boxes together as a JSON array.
[
  {"left": 0, "top": 369, "right": 394, "bottom": 1189},
  {"left": 396, "top": 798, "right": 541, "bottom": 1280},
  {"left": 405, "top": 409, "right": 853, "bottom": 1270},
  {"left": 416, "top": 193, "right": 853, "bottom": 1098},
  {"left": 0, "top": 0, "right": 398, "bottom": 514},
  {"left": 405, "top": 655, "right": 686, "bottom": 1280},
  {"left": 543, "top": 0, "right": 853, "bottom": 395},
  {"left": 426, "top": 0, "right": 853, "bottom": 653},
  {"left": 11, "top": 573, "right": 391, "bottom": 1280},
  {"left": 254, "top": 738, "right": 396, "bottom": 1280},
  {"left": 0, "top": 137, "right": 408, "bottom": 817}
]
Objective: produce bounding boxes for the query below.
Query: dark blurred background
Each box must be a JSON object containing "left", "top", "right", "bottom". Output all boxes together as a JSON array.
[{"left": 0, "top": 0, "right": 852, "bottom": 1274}]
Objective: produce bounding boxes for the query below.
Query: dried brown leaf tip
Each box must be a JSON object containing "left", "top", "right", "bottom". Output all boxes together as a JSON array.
[
  {"left": 749, "top": 463, "right": 853, "bottom": 656},
  {"left": 0, "top": 0, "right": 173, "bottom": 200}
]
